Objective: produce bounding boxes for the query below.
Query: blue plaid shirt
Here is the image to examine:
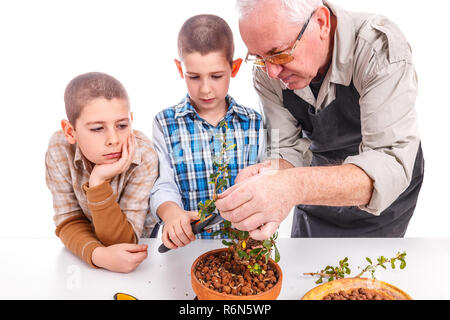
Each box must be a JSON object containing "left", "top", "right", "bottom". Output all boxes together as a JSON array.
[{"left": 150, "top": 95, "right": 264, "bottom": 238}]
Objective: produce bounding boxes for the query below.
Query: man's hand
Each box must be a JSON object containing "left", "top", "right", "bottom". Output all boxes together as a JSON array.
[
  {"left": 216, "top": 168, "right": 295, "bottom": 240},
  {"left": 92, "top": 243, "right": 148, "bottom": 273},
  {"left": 235, "top": 159, "right": 294, "bottom": 184},
  {"left": 216, "top": 163, "right": 374, "bottom": 240},
  {"left": 89, "top": 134, "right": 136, "bottom": 187},
  {"left": 158, "top": 202, "right": 199, "bottom": 250}
]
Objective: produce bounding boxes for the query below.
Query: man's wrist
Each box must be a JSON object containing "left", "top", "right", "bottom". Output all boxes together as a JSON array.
[{"left": 278, "top": 167, "right": 305, "bottom": 206}]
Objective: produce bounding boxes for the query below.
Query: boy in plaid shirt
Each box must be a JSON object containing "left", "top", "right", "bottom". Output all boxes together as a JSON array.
[
  {"left": 45, "top": 72, "right": 159, "bottom": 272},
  {"left": 150, "top": 14, "right": 265, "bottom": 250}
]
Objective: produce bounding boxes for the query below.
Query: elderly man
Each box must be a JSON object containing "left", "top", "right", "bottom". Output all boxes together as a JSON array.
[{"left": 215, "top": 0, "right": 424, "bottom": 239}]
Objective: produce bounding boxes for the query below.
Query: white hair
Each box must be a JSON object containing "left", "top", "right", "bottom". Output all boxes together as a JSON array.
[{"left": 236, "top": 0, "right": 323, "bottom": 25}]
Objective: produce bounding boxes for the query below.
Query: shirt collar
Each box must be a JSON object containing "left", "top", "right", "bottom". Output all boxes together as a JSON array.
[
  {"left": 324, "top": 0, "right": 355, "bottom": 87},
  {"left": 174, "top": 94, "right": 249, "bottom": 122}
]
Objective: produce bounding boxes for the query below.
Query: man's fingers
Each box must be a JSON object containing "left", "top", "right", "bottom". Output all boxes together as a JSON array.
[
  {"left": 220, "top": 199, "right": 258, "bottom": 224},
  {"left": 231, "top": 212, "right": 268, "bottom": 232},
  {"left": 249, "top": 221, "right": 280, "bottom": 241},
  {"left": 234, "top": 164, "right": 260, "bottom": 184},
  {"left": 216, "top": 183, "right": 237, "bottom": 200},
  {"left": 215, "top": 185, "right": 253, "bottom": 213}
]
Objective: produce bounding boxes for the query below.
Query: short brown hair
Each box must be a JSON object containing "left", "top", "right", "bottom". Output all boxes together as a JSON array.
[
  {"left": 64, "top": 72, "right": 129, "bottom": 127},
  {"left": 177, "top": 14, "right": 235, "bottom": 64}
]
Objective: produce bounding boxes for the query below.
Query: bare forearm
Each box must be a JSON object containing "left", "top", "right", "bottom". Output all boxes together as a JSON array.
[
  {"left": 157, "top": 201, "right": 183, "bottom": 222},
  {"left": 285, "top": 164, "right": 374, "bottom": 207}
]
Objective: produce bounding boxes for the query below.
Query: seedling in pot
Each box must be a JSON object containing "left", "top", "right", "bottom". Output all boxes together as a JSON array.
[{"left": 197, "top": 120, "right": 280, "bottom": 273}]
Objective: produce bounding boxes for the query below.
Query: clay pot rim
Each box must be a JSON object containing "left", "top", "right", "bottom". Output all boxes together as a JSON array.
[
  {"left": 301, "top": 277, "right": 412, "bottom": 300},
  {"left": 191, "top": 247, "right": 283, "bottom": 299}
]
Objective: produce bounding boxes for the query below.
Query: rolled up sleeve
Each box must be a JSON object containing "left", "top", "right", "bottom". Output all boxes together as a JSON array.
[
  {"left": 345, "top": 59, "right": 420, "bottom": 215},
  {"left": 253, "top": 68, "right": 312, "bottom": 167}
]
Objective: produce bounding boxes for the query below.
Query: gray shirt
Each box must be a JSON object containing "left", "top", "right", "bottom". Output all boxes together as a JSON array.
[{"left": 253, "top": 1, "right": 420, "bottom": 216}]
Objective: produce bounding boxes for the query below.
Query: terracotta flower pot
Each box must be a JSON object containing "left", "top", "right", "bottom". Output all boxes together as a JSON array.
[
  {"left": 301, "top": 277, "right": 412, "bottom": 300},
  {"left": 191, "top": 248, "right": 283, "bottom": 300}
]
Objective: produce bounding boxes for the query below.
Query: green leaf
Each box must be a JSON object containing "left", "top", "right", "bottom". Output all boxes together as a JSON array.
[
  {"left": 216, "top": 180, "right": 228, "bottom": 191},
  {"left": 315, "top": 278, "right": 323, "bottom": 284},
  {"left": 366, "top": 257, "right": 373, "bottom": 264},
  {"left": 274, "top": 245, "right": 280, "bottom": 263},
  {"left": 263, "top": 240, "right": 272, "bottom": 249},
  {"left": 237, "top": 250, "right": 249, "bottom": 259},
  {"left": 400, "top": 260, "right": 406, "bottom": 270},
  {"left": 238, "top": 231, "right": 248, "bottom": 240},
  {"left": 250, "top": 248, "right": 263, "bottom": 256},
  {"left": 225, "top": 143, "right": 236, "bottom": 151},
  {"left": 222, "top": 240, "right": 233, "bottom": 246},
  {"left": 256, "top": 249, "right": 266, "bottom": 261},
  {"left": 209, "top": 172, "right": 219, "bottom": 180},
  {"left": 204, "top": 199, "right": 212, "bottom": 207}
]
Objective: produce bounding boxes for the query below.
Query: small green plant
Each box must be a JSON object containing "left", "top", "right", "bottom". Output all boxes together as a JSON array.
[
  {"left": 356, "top": 251, "right": 407, "bottom": 278},
  {"left": 197, "top": 120, "right": 235, "bottom": 222},
  {"left": 218, "top": 222, "right": 280, "bottom": 274},
  {"left": 304, "top": 251, "right": 407, "bottom": 284},
  {"left": 197, "top": 120, "right": 280, "bottom": 274}
]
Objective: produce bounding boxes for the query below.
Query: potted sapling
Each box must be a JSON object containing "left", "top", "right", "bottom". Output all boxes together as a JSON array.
[{"left": 190, "top": 121, "right": 282, "bottom": 300}]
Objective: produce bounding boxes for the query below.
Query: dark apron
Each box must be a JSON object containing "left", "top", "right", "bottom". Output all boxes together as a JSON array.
[{"left": 282, "top": 82, "right": 424, "bottom": 237}]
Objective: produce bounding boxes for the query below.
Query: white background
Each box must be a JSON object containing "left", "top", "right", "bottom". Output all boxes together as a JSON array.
[{"left": 0, "top": 0, "right": 448, "bottom": 239}]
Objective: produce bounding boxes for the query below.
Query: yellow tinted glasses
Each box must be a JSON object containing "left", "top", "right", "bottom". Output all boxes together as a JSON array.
[{"left": 245, "top": 10, "right": 315, "bottom": 68}]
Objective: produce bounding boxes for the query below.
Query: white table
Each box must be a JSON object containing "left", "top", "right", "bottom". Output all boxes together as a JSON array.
[{"left": 0, "top": 237, "right": 449, "bottom": 300}]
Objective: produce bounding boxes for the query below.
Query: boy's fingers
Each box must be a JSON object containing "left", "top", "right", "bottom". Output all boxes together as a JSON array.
[
  {"left": 182, "top": 217, "right": 196, "bottom": 241},
  {"left": 132, "top": 250, "right": 148, "bottom": 263},
  {"left": 168, "top": 226, "right": 184, "bottom": 248},
  {"left": 125, "top": 135, "right": 135, "bottom": 167},
  {"left": 189, "top": 210, "right": 200, "bottom": 221},
  {"left": 124, "top": 243, "right": 148, "bottom": 253},
  {"left": 130, "top": 134, "right": 136, "bottom": 154},
  {"left": 174, "top": 223, "right": 191, "bottom": 246},
  {"left": 162, "top": 228, "right": 178, "bottom": 249}
]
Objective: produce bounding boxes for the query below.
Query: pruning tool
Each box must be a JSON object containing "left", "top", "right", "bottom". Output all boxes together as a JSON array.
[{"left": 158, "top": 213, "right": 224, "bottom": 253}]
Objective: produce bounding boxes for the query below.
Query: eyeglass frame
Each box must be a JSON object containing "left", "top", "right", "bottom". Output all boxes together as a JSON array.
[{"left": 244, "top": 10, "right": 316, "bottom": 67}]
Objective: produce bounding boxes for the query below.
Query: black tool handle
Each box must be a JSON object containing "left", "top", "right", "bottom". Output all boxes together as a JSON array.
[{"left": 158, "top": 243, "right": 172, "bottom": 253}]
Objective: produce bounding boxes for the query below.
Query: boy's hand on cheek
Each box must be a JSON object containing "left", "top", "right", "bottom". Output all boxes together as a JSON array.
[
  {"left": 89, "top": 134, "right": 136, "bottom": 187},
  {"left": 92, "top": 243, "right": 148, "bottom": 273}
]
